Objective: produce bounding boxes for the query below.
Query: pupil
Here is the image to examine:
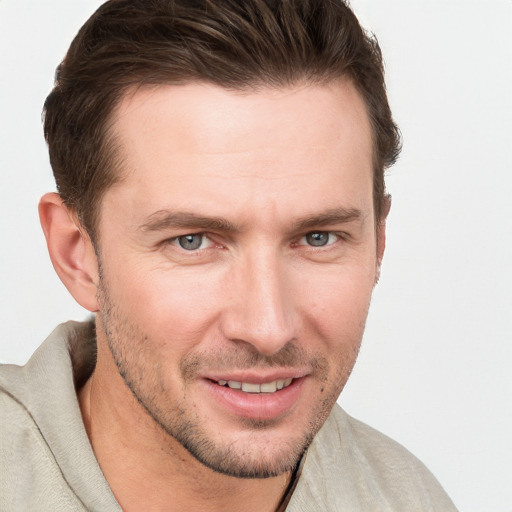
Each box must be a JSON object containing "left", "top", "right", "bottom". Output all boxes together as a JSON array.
[
  {"left": 178, "top": 234, "right": 202, "bottom": 250},
  {"left": 307, "top": 232, "right": 328, "bottom": 246}
]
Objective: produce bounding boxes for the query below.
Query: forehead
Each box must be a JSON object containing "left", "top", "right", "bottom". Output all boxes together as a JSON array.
[{"left": 104, "top": 81, "right": 374, "bottom": 226}]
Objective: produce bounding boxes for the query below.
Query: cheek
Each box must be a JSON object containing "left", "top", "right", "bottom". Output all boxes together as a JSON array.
[
  {"left": 299, "top": 264, "right": 375, "bottom": 334},
  {"left": 108, "top": 263, "right": 225, "bottom": 343},
  {"left": 305, "top": 272, "right": 373, "bottom": 393}
]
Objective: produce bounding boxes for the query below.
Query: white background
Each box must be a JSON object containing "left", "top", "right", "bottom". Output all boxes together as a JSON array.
[{"left": 0, "top": 1, "right": 510, "bottom": 511}]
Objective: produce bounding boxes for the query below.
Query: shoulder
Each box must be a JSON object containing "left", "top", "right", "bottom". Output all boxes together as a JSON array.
[
  {"left": 322, "top": 405, "right": 435, "bottom": 474},
  {"left": 287, "top": 404, "right": 458, "bottom": 512},
  {"left": 0, "top": 365, "right": 88, "bottom": 511},
  {"left": 0, "top": 321, "right": 117, "bottom": 511}
]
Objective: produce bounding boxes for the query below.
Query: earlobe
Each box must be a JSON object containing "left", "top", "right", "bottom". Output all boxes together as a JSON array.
[{"left": 39, "top": 193, "right": 99, "bottom": 312}]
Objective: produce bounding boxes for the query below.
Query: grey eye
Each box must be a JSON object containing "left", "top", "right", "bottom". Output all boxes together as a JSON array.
[
  {"left": 178, "top": 234, "right": 204, "bottom": 250},
  {"left": 305, "top": 232, "right": 329, "bottom": 247}
]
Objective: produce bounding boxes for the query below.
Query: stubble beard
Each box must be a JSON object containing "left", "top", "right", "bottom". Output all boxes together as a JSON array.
[{"left": 96, "top": 274, "right": 361, "bottom": 479}]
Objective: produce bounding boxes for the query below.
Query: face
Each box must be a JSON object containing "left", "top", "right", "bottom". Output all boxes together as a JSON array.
[{"left": 94, "top": 81, "right": 382, "bottom": 478}]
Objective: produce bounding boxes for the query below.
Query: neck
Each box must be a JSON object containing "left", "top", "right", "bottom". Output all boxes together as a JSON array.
[{"left": 78, "top": 338, "right": 291, "bottom": 512}]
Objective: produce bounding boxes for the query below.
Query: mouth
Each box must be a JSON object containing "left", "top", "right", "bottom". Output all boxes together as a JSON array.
[
  {"left": 204, "top": 375, "right": 305, "bottom": 420},
  {"left": 215, "top": 378, "right": 294, "bottom": 394}
]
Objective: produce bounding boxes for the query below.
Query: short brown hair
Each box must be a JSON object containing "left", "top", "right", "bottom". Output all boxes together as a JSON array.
[{"left": 44, "top": 0, "right": 400, "bottom": 238}]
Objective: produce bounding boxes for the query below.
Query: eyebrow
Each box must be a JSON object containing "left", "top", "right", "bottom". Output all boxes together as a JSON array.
[
  {"left": 139, "top": 207, "right": 364, "bottom": 234},
  {"left": 139, "top": 210, "right": 240, "bottom": 233},
  {"left": 291, "top": 207, "right": 364, "bottom": 231}
]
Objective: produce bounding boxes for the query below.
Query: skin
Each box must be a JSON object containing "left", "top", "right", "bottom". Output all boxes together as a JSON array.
[{"left": 39, "top": 80, "right": 387, "bottom": 512}]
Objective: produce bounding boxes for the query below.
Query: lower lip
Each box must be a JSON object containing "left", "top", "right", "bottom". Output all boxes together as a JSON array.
[{"left": 203, "top": 378, "right": 305, "bottom": 421}]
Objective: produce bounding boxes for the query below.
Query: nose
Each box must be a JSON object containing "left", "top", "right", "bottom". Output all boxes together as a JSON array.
[{"left": 220, "top": 249, "right": 297, "bottom": 356}]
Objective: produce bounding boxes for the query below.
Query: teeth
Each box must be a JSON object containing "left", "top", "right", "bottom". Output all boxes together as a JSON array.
[
  {"left": 260, "top": 381, "right": 277, "bottom": 393},
  {"left": 241, "top": 382, "right": 261, "bottom": 393},
  {"left": 217, "top": 378, "right": 294, "bottom": 393}
]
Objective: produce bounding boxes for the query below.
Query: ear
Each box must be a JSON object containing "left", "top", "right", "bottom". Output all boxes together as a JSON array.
[
  {"left": 39, "top": 193, "right": 99, "bottom": 312},
  {"left": 375, "top": 194, "right": 391, "bottom": 284}
]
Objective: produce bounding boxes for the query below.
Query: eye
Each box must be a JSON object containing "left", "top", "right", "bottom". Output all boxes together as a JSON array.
[
  {"left": 174, "top": 233, "right": 211, "bottom": 251},
  {"left": 301, "top": 231, "right": 338, "bottom": 247}
]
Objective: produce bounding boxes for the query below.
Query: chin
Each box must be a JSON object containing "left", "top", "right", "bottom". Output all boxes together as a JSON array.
[{"left": 178, "top": 427, "right": 313, "bottom": 479}]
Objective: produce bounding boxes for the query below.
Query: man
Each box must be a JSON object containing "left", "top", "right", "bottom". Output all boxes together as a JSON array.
[{"left": 0, "top": 1, "right": 457, "bottom": 510}]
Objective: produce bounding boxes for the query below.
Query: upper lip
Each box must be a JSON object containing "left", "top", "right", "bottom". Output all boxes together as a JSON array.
[{"left": 202, "top": 369, "right": 309, "bottom": 384}]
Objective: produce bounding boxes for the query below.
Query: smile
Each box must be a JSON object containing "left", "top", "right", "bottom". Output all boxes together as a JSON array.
[
  {"left": 205, "top": 375, "right": 305, "bottom": 419},
  {"left": 215, "top": 378, "right": 293, "bottom": 394}
]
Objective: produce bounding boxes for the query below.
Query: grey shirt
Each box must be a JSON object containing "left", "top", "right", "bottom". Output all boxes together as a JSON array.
[{"left": 1, "top": 321, "right": 457, "bottom": 511}]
